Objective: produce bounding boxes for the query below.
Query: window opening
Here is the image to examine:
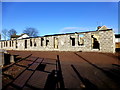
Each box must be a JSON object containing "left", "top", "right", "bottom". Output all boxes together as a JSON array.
[
  {"left": 70, "top": 37, "right": 75, "bottom": 46},
  {"left": 78, "top": 34, "right": 84, "bottom": 46},
  {"left": 41, "top": 38, "right": 44, "bottom": 46}
]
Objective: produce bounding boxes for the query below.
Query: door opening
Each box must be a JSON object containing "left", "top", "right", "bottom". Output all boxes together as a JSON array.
[
  {"left": 54, "top": 38, "right": 58, "bottom": 49},
  {"left": 91, "top": 35, "right": 100, "bottom": 49},
  {"left": 25, "top": 40, "right": 27, "bottom": 49}
]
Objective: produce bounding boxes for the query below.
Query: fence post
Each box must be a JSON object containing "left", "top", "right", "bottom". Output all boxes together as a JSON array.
[{"left": 0, "top": 49, "right": 5, "bottom": 67}]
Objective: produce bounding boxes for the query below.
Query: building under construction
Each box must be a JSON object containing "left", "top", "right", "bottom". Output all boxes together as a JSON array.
[{"left": 0, "top": 26, "right": 116, "bottom": 53}]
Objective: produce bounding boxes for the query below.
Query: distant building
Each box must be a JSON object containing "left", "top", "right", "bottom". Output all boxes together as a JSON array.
[
  {"left": 11, "top": 33, "right": 29, "bottom": 40},
  {"left": 115, "top": 34, "right": 120, "bottom": 52},
  {"left": 0, "top": 34, "right": 1, "bottom": 40},
  {"left": 97, "top": 25, "right": 109, "bottom": 31}
]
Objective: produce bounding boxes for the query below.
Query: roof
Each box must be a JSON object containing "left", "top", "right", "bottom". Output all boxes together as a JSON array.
[
  {"left": 11, "top": 33, "right": 28, "bottom": 38},
  {"left": 97, "top": 25, "right": 109, "bottom": 31},
  {"left": 11, "top": 35, "right": 20, "bottom": 38},
  {"left": 43, "top": 29, "right": 113, "bottom": 37}
]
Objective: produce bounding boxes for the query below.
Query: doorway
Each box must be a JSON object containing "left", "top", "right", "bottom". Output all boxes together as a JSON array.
[
  {"left": 54, "top": 37, "right": 58, "bottom": 49},
  {"left": 25, "top": 40, "right": 27, "bottom": 49},
  {"left": 91, "top": 35, "right": 100, "bottom": 49}
]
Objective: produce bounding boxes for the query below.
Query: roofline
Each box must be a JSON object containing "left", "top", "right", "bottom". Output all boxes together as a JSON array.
[
  {"left": 0, "top": 29, "right": 113, "bottom": 41},
  {"left": 43, "top": 29, "right": 113, "bottom": 37}
]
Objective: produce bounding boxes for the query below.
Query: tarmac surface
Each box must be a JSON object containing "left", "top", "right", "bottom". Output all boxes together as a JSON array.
[{"left": 2, "top": 50, "right": 120, "bottom": 90}]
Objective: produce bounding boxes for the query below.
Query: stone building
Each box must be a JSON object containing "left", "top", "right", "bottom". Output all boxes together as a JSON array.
[{"left": 0, "top": 26, "right": 116, "bottom": 53}]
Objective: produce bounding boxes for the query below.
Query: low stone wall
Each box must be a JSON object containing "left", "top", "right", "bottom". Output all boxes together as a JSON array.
[
  {"left": 0, "top": 29, "right": 116, "bottom": 53},
  {"left": 0, "top": 49, "right": 15, "bottom": 67},
  {"left": 0, "top": 49, "right": 5, "bottom": 67}
]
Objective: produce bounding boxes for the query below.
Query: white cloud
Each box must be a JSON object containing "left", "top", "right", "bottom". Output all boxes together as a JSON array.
[
  {"left": 59, "top": 27, "right": 96, "bottom": 33},
  {"left": 59, "top": 26, "right": 119, "bottom": 34}
]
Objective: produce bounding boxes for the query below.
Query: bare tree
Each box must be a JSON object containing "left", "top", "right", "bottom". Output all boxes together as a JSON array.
[
  {"left": 8, "top": 29, "right": 17, "bottom": 39},
  {"left": 23, "top": 27, "right": 38, "bottom": 37},
  {"left": 2, "top": 29, "right": 8, "bottom": 40}
]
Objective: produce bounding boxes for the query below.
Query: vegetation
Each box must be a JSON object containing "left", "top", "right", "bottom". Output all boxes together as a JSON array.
[
  {"left": 2, "top": 29, "right": 17, "bottom": 40},
  {"left": 1, "top": 27, "right": 38, "bottom": 40},
  {"left": 23, "top": 27, "right": 38, "bottom": 37}
]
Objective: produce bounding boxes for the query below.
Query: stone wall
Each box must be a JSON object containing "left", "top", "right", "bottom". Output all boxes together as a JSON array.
[{"left": 0, "top": 29, "right": 115, "bottom": 53}]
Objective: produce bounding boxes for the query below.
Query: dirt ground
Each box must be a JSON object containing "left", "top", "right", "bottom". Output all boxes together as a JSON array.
[{"left": 2, "top": 50, "right": 120, "bottom": 89}]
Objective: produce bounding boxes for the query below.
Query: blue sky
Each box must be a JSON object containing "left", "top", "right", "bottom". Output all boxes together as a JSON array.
[{"left": 2, "top": 2, "right": 118, "bottom": 36}]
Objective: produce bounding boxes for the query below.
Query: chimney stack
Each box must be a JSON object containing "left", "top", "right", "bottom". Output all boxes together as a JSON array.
[{"left": 97, "top": 26, "right": 101, "bottom": 31}]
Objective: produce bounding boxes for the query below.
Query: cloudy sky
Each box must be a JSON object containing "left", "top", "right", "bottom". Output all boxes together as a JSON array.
[{"left": 2, "top": 2, "right": 118, "bottom": 36}]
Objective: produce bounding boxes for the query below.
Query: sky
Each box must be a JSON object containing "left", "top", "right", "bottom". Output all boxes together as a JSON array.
[{"left": 2, "top": 2, "right": 118, "bottom": 37}]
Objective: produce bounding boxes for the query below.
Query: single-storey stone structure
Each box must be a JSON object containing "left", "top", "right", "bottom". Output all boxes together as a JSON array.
[{"left": 0, "top": 26, "right": 116, "bottom": 53}]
